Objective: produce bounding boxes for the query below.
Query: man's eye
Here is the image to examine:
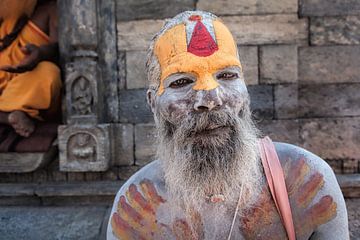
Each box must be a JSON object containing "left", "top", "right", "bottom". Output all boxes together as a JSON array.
[
  {"left": 169, "top": 78, "right": 193, "bottom": 88},
  {"left": 217, "top": 72, "right": 238, "bottom": 80}
]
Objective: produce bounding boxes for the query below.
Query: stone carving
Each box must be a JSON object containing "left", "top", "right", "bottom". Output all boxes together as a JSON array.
[
  {"left": 67, "top": 133, "right": 96, "bottom": 162},
  {"left": 65, "top": 61, "right": 99, "bottom": 124},
  {"left": 71, "top": 76, "right": 94, "bottom": 115},
  {"left": 58, "top": 124, "right": 110, "bottom": 172}
]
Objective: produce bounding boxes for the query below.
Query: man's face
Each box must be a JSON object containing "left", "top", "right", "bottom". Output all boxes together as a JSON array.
[{"left": 149, "top": 16, "right": 249, "bottom": 135}]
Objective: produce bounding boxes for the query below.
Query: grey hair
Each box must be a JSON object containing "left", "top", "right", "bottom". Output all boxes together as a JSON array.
[{"left": 145, "top": 11, "right": 219, "bottom": 91}]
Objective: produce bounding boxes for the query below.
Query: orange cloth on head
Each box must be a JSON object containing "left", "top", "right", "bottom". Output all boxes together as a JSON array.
[{"left": 0, "top": 18, "right": 62, "bottom": 120}]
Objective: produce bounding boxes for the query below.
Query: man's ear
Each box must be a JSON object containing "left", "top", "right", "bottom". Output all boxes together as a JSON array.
[{"left": 147, "top": 89, "right": 156, "bottom": 113}]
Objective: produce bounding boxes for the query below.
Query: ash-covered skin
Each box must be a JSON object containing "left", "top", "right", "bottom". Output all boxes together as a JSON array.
[
  {"left": 107, "top": 10, "right": 349, "bottom": 240},
  {"left": 148, "top": 66, "right": 248, "bottom": 128}
]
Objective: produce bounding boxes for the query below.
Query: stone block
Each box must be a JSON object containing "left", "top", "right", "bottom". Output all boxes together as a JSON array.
[
  {"left": 112, "top": 124, "right": 134, "bottom": 166},
  {"left": 275, "top": 84, "right": 298, "bottom": 119},
  {"left": 0, "top": 206, "right": 106, "bottom": 240},
  {"left": 343, "top": 159, "right": 359, "bottom": 174},
  {"left": 0, "top": 147, "right": 57, "bottom": 173},
  {"left": 197, "top": 0, "right": 298, "bottom": 15},
  {"left": 299, "top": 46, "right": 360, "bottom": 84},
  {"left": 101, "top": 169, "right": 118, "bottom": 181},
  {"left": 311, "top": 16, "right": 360, "bottom": 46},
  {"left": 118, "top": 51, "right": 126, "bottom": 89},
  {"left": 299, "top": 83, "right": 360, "bottom": 118},
  {"left": 118, "top": 166, "right": 142, "bottom": 180},
  {"left": 300, "top": 117, "right": 360, "bottom": 160},
  {"left": 58, "top": 124, "right": 111, "bottom": 172},
  {"left": 260, "top": 45, "right": 298, "bottom": 84},
  {"left": 65, "top": 60, "right": 100, "bottom": 124},
  {"left": 134, "top": 124, "right": 157, "bottom": 166},
  {"left": 300, "top": 0, "right": 360, "bottom": 17},
  {"left": 238, "top": 46, "right": 258, "bottom": 85},
  {"left": 117, "top": 20, "right": 165, "bottom": 51},
  {"left": 119, "top": 89, "right": 154, "bottom": 123},
  {"left": 223, "top": 15, "right": 308, "bottom": 45},
  {"left": 346, "top": 198, "right": 360, "bottom": 239},
  {"left": 116, "top": 0, "right": 194, "bottom": 21},
  {"left": 126, "top": 51, "right": 148, "bottom": 89},
  {"left": 257, "top": 119, "right": 300, "bottom": 144},
  {"left": 248, "top": 85, "right": 274, "bottom": 120},
  {"left": 66, "top": 173, "right": 85, "bottom": 182}
]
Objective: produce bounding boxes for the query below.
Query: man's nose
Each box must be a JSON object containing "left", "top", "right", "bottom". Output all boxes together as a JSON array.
[{"left": 194, "top": 88, "right": 223, "bottom": 112}]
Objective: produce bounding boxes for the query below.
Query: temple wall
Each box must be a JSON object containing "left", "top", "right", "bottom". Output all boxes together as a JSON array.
[
  {"left": 115, "top": 0, "right": 360, "bottom": 175},
  {"left": 1, "top": 0, "right": 359, "bottom": 182}
]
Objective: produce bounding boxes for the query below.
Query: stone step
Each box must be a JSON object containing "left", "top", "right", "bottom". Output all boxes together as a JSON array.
[{"left": 0, "top": 175, "right": 358, "bottom": 206}]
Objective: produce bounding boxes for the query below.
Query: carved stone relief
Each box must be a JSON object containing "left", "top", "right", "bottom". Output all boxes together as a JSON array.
[
  {"left": 67, "top": 132, "right": 96, "bottom": 162},
  {"left": 58, "top": 124, "right": 110, "bottom": 172},
  {"left": 71, "top": 77, "right": 94, "bottom": 115}
]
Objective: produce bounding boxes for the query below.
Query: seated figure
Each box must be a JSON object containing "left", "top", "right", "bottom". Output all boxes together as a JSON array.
[
  {"left": 0, "top": 0, "right": 61, "bottom": 137},
  {"left": 107, "top": 11, "right": 349, "bottom": 240}
]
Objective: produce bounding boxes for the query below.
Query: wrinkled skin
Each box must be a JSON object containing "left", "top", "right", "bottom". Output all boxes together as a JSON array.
[{"left": 147, "top": 66, "right": 248, "bottom": 127}]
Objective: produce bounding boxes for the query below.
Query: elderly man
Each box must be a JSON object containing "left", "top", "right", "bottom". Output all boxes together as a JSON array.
[{"left": 108, "top": 11, "right": 348, "bottom": 240}]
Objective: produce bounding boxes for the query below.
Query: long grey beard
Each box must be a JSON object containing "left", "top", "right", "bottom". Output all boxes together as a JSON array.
[{"left": 156, "top": 104, "right": 264, "bottom": 212}]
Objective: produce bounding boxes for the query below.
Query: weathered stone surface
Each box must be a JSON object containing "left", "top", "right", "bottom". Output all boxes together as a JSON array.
[
  {"left": 118, "top": 166, "right": 142, "bottom": 180},
  {"left": 299, "top": 83, "right": 360, "bottom": 118},
  {"left": 311, "top": 16, "right": 360, "bottom": 46},
  {"left": 300, "top": 117, "right": 360, "bottom": 160},
  {"left": 67, "top": 173, "right": 85, "bottom": 182},
  {"left": 223, "top": 15, "right": 308, "bottom": 45},
  {"left": 260, "top": 45, "right": 298, "bottom": 84},
  {"left": 239, "top": 46, "right": 258, "bottom": 85},
  {"left": 58, "top": 124, "right": 111, "bottom": 172},
  {"left": 116, "top": 0, "right": 194, "bottom": 21},
  {"left": 119, "top": 89, "right": 154, "bottom": 123},
  {"left": 118, "top": 15, "right": 308, "bottom": 51},
  {"left": 343, "top": 159, "right": 359, "bottom": 174},
  {"left": 118, "top": 51, "right": 126, "bottom": 89},
  {"left": 257, "top": 119, "right": 300, "bottom": 144},
  {"left": 338, "top": 174, "right": 360, "bottom": 198},
  {"left": 197, "top": 0, "right": 298, "bottom": 15},
  {"left": 346, "top": 198, "right": 360, "bottom": 239},
  {"left": 117, "top": 20, "right": 164, "bottom": 51},
  {"left": 112, "top": 124, "right": 134, "bottom": 166},
  {"left": 300, "top": 0, "right": 360, "bottom": 17},
  {"left": 126, "top": 51, "right": 148, "bottom": 89},
  {"left": 299, "top": 46, "right": 360, "bottom": 84},
  {"left": 134, "top": 124, "right": 157, "bottom": 166},
  {"left": 275, "top": 84, "right": 298, "bottom": 119},
  {"left": 0, "top": 206, "right": 107, "bottom": 240},
  {"left": 248, "top": 85, "right": 274, "bottom": 120},
  {"left": 0, "top": 147, "right": 57, "bottom": 173}
]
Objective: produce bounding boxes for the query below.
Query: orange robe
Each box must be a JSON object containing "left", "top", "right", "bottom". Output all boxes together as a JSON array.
[{"left": 0, "top": 18, "right": 62, "bottom": 120}]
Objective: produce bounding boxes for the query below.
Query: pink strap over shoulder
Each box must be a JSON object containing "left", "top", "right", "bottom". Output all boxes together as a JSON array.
[{"left": 259, "top": 136, "right": 296, "bottom": 240}]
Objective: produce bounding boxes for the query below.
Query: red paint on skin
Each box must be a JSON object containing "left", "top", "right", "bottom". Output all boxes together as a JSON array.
[
  {"left": 297, "top": 172, "right": 324, "bottom": 207},
  {"left": 187, "top": 20, "right": 218, "bottom": 57},
  {"left": 128, "top": 184, "right": 156, "bottom": 214},
  {"left": 119, "top": 195, "right": 144, "bottom": 223},
  {"left": 141, "top": 179, "right": 166, "bottom": 205}
]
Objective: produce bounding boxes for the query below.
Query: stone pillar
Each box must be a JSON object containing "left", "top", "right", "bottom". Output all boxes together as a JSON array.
[{"left": 57, "top": 0, "right": 117, "bottom": 171}]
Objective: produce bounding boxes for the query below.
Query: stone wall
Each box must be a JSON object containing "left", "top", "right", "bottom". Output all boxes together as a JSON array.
[
  {"left": 0, "top": 0, "right": 359, "bottom": 182},
  {"left": 115, "top": 0, "right": 360, "bottom": 175}
]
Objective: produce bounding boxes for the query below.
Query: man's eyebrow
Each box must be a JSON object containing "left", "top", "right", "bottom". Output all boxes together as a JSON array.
[{"left": 216, "top": 66, "right": 242, "bottom": 72}]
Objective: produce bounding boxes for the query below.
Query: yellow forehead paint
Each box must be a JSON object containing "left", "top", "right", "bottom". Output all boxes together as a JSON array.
[{"left": 154, "top": 18, "right": 242, "bottom": 95}]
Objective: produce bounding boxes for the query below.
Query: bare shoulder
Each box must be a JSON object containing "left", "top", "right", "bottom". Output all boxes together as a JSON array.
[
  {"left": 274, "top": 142, "right": 349, "bottom": 239},
  {"left": 107, "top": 160, "right": 167, "bottom": 240}
]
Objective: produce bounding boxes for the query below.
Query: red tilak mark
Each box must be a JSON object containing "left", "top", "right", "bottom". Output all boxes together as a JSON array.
[
  {"left": 187, "top": 20, "right": 218, "bottom": 57},
  {"left": 189, "top": 15, "right": 202, "bottom": 21}
]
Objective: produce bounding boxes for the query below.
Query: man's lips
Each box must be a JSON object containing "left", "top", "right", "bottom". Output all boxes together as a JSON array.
[{"left": 194, "top": 125, "right": 230, "bottom": 136}]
